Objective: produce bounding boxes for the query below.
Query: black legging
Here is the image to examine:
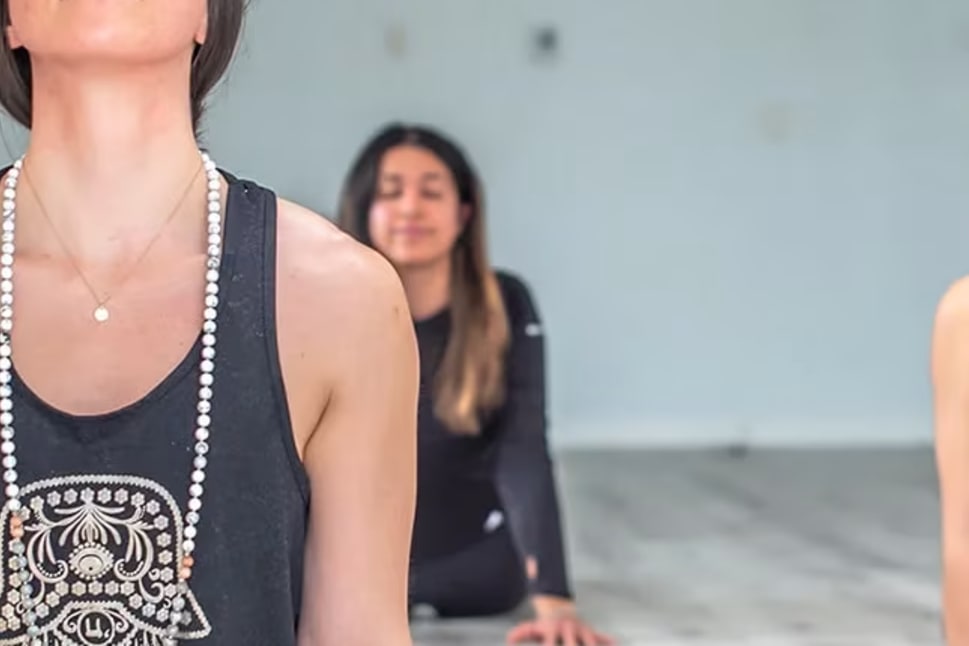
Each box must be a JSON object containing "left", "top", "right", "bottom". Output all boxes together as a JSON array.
[{"left": 409, "top": 526, "right": 528, "bottom": 618}]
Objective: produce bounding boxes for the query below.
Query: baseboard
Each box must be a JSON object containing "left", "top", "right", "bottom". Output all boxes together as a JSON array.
[{"left": 548, "top": 416, "right": 932, "bottom": 450}]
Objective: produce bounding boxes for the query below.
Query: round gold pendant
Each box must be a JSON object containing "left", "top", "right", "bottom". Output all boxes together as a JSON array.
[{"left": 93, "top": 306, "right": 109, "bottom": 323}]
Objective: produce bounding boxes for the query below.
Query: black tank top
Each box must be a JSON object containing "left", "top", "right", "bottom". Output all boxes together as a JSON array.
[{"left": 0, "top": 173, "right": 309, "bottom": 645}]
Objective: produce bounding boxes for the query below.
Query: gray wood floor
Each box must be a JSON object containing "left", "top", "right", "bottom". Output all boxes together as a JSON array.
[{"left": 410, "top": 448, "right": 942, "bottom": 646}]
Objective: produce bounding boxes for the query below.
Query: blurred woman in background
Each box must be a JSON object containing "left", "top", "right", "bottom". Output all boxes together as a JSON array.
[{"left": 338, "top": 123, "right": 613, "bottom": 646}]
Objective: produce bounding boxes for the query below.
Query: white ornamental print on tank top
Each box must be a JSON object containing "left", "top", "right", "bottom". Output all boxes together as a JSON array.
[{"left": 0, "top": 475, "right": 210, "bottom": 646}]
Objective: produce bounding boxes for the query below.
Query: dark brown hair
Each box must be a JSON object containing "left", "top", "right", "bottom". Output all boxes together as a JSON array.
[
  {"left": 338, "top": 123, "right": 510, "bottom": 435},
  {"left": 0, "top": 0, "right": 246, "bottom": 133}
]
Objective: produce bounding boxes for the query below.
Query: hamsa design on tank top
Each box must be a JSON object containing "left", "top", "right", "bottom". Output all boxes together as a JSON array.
[{"left": 0, "top": 475, "right": 211, "bottom": 645}]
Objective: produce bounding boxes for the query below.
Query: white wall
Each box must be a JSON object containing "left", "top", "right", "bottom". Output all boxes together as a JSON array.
[{"left": 7, "top": 1, "right": 969, "bottom": 447}]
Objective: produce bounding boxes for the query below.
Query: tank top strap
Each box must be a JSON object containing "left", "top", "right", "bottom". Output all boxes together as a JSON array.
[{"left": 216, "top": 171, "right": 309, "bottom": 501}]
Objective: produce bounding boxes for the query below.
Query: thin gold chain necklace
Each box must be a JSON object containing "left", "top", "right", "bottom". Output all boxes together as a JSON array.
[{"left": 21, "top": 161, "right": 203, "bottom": 323}]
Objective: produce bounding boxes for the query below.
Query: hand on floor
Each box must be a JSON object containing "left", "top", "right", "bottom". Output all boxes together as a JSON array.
[{"left": 505, "top": 596, "right": 614, "bottom": 645}]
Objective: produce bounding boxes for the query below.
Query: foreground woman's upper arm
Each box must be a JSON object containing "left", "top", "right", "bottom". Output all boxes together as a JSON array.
[
  {"left": 295, "top": 250, "right": 419, "bottom": 646},
  {"left": 933, "top": 277, "right": 969, "bottom": 644},
  {"left": 934, "top": 278, "right": 969, "bottom": 535}
]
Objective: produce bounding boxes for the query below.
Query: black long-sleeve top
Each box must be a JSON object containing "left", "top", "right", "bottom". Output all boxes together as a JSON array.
[{"left": 409, "top": 270, "right": 572, "bottom": 599}]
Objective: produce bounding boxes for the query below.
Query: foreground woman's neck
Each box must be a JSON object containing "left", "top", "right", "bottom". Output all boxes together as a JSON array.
[{"left": 17, "top": 58, "right": 206, "bottom": 258}]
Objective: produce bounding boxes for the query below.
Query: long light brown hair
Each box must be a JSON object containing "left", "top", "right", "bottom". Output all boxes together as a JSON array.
[{"left": 337, "top": 123, "right": 509, "bottom": 434}]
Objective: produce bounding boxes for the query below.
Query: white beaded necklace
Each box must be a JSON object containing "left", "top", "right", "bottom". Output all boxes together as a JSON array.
[{"left": 0, "top": 151, "right": 223, "bottom": 646}]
